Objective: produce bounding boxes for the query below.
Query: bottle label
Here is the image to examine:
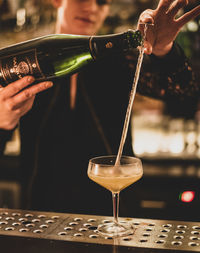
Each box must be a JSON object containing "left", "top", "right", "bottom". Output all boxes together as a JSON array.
[{"left": 0, "top": 49, "right": 45, "bottom": 86}]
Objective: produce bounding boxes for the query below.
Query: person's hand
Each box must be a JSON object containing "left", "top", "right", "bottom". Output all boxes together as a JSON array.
[
  {"left": 137, "top": 0, "right": 200, "bottom": 56},
  {"left": 0, "top": 76, "right": 53, "bottom": 130}
]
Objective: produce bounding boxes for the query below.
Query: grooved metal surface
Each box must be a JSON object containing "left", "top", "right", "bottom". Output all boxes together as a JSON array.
[{"left": 0, "top": 208, "right": 200, "bottom": 252}]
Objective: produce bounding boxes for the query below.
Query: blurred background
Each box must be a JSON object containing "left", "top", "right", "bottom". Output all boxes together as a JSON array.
[{"left": 0, "top": 0, "right": 200, "bottom": 221}]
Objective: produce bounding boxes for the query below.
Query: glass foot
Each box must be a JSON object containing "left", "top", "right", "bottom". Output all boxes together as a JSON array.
[{"left": 97, "top": 221, "right": 134, "bottom": 238}]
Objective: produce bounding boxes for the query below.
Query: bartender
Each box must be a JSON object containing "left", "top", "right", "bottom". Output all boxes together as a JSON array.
[{"left": 0, "top": 0, "right": 199, "bottom": 215}]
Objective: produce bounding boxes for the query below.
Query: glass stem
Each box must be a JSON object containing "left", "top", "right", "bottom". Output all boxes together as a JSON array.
[{"left": 112, "top": 192, "right": 119, "bottom": 224}]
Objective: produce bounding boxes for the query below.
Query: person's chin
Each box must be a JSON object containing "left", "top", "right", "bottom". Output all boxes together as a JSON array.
[
  {"left": 74, "top": 20, "right": 96, "bottom": 35},
  {"left": 75, "top": 26, "right": 96, "bottom": 35}
]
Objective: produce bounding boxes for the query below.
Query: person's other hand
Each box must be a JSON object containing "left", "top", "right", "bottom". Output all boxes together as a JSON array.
[
  {"left": 137, "top": 0, "right": 200, "bottom": 56},
  {"left": 0, "top": 76, "right": 53, "bottom": 130}
]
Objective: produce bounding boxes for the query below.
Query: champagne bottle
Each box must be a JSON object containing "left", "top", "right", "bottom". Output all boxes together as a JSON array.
[{"left": 0, "top": 30, "right": 142, "bottom": 86}]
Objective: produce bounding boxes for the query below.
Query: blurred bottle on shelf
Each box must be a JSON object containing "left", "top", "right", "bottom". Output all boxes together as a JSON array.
[{"left": 0, "top": 0, "right": 55, "bottom": 33}]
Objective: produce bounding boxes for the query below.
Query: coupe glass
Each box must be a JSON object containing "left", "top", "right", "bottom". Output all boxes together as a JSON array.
[{"left": 87, "top": 155, "right": 143, "bottom": 237}]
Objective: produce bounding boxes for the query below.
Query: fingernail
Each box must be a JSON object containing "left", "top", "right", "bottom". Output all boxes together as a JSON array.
[
  {"left": 27, "top": 76, "right": 35, "bottom": 83},
  {"left": 45, "top": 81, "right": 53, "bottom": 88}
]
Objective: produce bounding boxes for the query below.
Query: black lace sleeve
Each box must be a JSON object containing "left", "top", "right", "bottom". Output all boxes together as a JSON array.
[{"left": 127, "top": 42, "right": 199, "bottom": 102}]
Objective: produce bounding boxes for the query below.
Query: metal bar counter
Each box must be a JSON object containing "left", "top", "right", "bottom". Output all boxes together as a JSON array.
[{"left": 0, "top": 208, "right": 200, "bottom": 253}]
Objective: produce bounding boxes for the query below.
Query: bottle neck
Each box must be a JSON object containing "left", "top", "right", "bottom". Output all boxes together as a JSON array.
[{"left": 89, "top": 30, "right": 142, "bottom": 59}]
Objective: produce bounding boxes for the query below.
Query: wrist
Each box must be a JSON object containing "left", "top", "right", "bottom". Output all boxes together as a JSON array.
[{"left": 152, "top": 42, "right": 173, "bottom": 57}]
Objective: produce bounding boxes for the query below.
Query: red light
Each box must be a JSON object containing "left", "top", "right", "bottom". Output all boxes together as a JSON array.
[{"left": 180, "top": 191, "right": 195, "bottom": 203}]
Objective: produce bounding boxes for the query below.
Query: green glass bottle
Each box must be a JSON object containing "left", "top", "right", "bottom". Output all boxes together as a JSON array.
[{"left": 0, "top": 30, "right": 142, "bottom": 86}]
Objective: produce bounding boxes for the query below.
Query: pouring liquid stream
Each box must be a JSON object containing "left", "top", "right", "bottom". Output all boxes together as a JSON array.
[{"left": 115, "top": 24, "right": 149, "bottom": 167}]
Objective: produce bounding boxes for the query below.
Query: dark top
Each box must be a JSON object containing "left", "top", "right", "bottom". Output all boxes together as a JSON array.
[{"left": 0, "top": 43, "right": 199, "bottom": 215}]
